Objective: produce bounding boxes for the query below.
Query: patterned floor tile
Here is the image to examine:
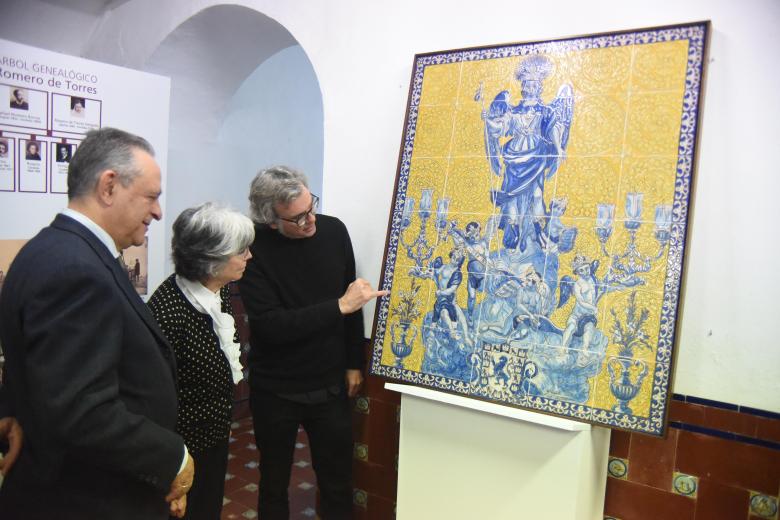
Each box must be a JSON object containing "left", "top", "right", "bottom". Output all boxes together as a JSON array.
[{"left": 222, "top": 417, "right": 316, "bottom": 519}]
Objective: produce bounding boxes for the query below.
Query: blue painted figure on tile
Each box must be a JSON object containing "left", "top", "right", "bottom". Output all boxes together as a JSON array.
[
  {"left": 410, "top": 247, "right": 477, "bottom": 380},
  {"left": 482, "top": 55, "right": 573, "bottom": 253},
  {"left": 476, "top": 259, "right": 530, "bottom": 346},
  {"left": 559, "top": 254, "right": 600, "bottom": 350},
  {"left": 538, "top": 198, "right": 577, "bottom": 265},
  {"left": 449, "top": 219, "right": 495, "bottom": 323},
  {"left": 411, "top": 248, "right": 466, "bottom": 338}
]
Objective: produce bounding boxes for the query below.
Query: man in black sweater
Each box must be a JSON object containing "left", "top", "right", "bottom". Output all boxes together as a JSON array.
[{"left": 239, "top": 166, "right": 387, "bottom": 519}]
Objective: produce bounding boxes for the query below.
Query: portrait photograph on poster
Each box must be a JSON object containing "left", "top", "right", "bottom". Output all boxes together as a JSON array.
[
  {"left": 70, "top": 96, "right": 86, "bottom": 118},
  {"left": 50, "top": 141, "right": 77, "bottom": 194},
  {"left": 9, "top": 87, "right": 29, "bottom": 110},
  {"left": 0, "top": 137, "right": 15, "bottom": 192},
  {"left": 0, "top": 84, "right": 48, "bottom": 130},
  {"left": 370, "top": 21, "right": 709, "bottom": 436},
  {"left": 55, "top": 143, "right": 73, "bottom": 163},
  {"left": 19, "top": 138, "right": 47, "bottom": 193},
  {"left": 24, "top": 140, "right": 41, "bottom": 161},
  {"left": 51, "top": 92, "right": 101, "bottom": 134}
]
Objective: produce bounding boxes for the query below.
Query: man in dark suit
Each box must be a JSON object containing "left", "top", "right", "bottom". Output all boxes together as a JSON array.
[{"left": 0, "top": 127, "right": 194, "bottom": 519}]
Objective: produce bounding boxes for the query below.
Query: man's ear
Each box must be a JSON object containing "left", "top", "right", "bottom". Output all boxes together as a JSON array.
[
  {"left": 269, "top": 221, "right": 278, "bottom": 230},
  {"left": 95, "top": 170, "right": 119, "bottom": 205}
]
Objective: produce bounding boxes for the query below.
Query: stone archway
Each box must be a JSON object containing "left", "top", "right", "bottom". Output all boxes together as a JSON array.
[{"left": 142, "top": 4, "right": 323, "bottom": 228}]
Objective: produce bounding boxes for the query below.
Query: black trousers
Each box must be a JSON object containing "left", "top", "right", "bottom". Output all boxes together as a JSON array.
[
  {"left": 179, "top": 439, "right": 229, "bottom": 520},
  {"left": 250, "top": 386, "right": 353, "bottom": 520}
]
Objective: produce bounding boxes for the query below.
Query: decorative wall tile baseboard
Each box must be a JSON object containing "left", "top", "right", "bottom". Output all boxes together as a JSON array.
[{"left": 605, "top": 395, "right": 780, "bottom": 520}]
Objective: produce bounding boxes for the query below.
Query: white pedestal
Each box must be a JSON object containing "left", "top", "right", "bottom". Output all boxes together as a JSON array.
[{"left": 387, "top": 383, "right": 610, "bottom": 520}]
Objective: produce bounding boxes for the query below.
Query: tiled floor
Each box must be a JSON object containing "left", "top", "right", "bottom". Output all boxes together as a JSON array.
[{"left": 221, "top": 417, "right": 317, "bottom": 519}]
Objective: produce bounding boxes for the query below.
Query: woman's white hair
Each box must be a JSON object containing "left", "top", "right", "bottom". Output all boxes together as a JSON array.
[{"left": 171, "top": 202, "right": 255, "bottom": 281}]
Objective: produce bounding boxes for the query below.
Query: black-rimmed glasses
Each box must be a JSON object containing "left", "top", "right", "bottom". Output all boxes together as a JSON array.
[{"left": 277, "top": 194, "right": 319, "bottom": 227}]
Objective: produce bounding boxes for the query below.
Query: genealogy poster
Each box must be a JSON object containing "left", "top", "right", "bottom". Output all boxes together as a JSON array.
[{"left": 0, "top": 39, "right": 171, "bottom": 296}]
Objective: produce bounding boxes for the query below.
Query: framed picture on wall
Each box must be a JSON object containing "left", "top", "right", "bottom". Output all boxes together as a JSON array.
[{"left": 369, "top": 21, "right": 709, "bottom": 436}]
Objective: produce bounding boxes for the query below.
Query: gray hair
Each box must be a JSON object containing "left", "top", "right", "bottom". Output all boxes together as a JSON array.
[
  {"left": 248, "top": 165, "right": 309, "bottom": 224},
  {"left": 68, "top": 127, "right": 154, "bottom": 200},
  {"left": 171, "top": 202, "right": 255, "bottom": 282}
]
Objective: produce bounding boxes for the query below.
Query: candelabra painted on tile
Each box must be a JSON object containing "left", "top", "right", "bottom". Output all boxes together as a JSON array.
[
  {"left": 390, "top": 190, "right": 451, "bottom": 368},
  {"left": 399, "top": 189, "right": 450, "bottom": 268},
  {"left": 595, "top": 193, "right": 672, "bottom": 288}
]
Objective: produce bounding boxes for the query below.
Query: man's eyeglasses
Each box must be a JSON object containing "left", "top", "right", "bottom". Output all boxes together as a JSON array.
[{"left": 277, "top": 194, "right": 319, "bottom": 227}]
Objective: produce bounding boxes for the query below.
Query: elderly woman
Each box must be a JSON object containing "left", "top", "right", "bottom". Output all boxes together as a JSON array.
[{"left": 148, "top": 203, "right": 254, "bottom": 520}]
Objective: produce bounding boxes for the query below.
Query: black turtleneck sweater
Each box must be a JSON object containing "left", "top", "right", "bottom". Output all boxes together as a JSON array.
[{"left": 238, "top": 214, "right": 365, "bottom": 394}]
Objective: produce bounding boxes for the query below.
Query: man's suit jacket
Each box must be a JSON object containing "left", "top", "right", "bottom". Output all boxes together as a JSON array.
[{"left": 0, "top": 214, "right": 184, "bottom": 519}]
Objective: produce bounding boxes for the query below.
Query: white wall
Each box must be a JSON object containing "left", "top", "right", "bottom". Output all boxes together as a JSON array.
[
  {"left": 158, "top": 43, "right": 323, "bottom": 254},
  {"left": 2, "top": 0, "right": 779, "bottom": 413},
  {"left": 217, "top": 45, "right": 324, "bottom": 207},
  {"left": 137, "top": 4, "right": 322, "bottom": 270}
]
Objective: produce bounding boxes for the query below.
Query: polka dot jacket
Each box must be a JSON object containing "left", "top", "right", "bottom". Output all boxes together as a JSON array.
[{"left": 148, "top": 275, "right": 238, "bottom": 453}]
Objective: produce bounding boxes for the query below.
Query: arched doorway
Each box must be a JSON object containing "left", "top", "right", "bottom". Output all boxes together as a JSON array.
[{"left": 143, "top": 4, "right": 323, "bottom": 257}]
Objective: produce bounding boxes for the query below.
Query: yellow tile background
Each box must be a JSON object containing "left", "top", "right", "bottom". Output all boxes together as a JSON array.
[{"left": 381, "top": 39, "right": 691, "bottom": 420}]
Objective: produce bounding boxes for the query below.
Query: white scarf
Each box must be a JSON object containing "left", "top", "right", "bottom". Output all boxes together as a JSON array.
[{"left": 176, "top": 275, "right": 244, "bottom": 383}]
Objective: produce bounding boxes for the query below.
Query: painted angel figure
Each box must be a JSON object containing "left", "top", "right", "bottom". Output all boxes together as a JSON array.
[
  {"left": 449, "top": 217, "right": 498, "bottom": 322},
  {"left": 558, "top": 254, "right": 602, "bottom": 350},
  {"left": 537, "top": 197, "right": 577, "bottom": 256},
  {"left": 482, "top": 55, "right": 574, "bottom": 252},
  {"left": 410, "top": 248, "right": 468, "bottom": 340}
]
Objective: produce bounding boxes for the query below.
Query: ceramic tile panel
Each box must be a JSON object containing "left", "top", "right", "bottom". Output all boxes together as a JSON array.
[
  {"left": 604, "top": 477, "right": 696, "bottom": 519},
  {"left": 419, "top": 62, "right": 462, "bottom": 107},
  {"left": 669, "top": 399, "right": 706, "bottom": 425},
  {"left": 676, "top": 430, "right": 780, "bottom": 496},
  {"left": 566, "top": 93, "right": 628, "bottom": 157},
  {"left": 697, "top": 406, "right": 759, "bottom": 437},
  {"left": 352, "top": 460, "right": 397, "bottom": 500},
  {"left": 626, "top": 427, "right": 678, "bottom": 489},
  {"left": 352, "top": 488, "right": 368, "bottom": 510},
  {"left": 749, "top": 493, "right": 779, "bottom": 519},
  {"left": 609, "top": 429, "right": 632, "bottom": 459},
  {"left": 608, "top": 457, "right": 629, "bottom": 480},
  {"left": 604, "top": 397, "right": 780, "bottom": 520},
  {"left": 362, "top": 369, "right": 400, "bottom": 405},
  {"left": 694, "top": 479, "right": 750, "bottom": 520},
  {"left": 672, "top": 472, "right": 699, "bottom": 498},
  {"left": 353, "top": 442, "right": 369, "bottom": 462},
  {"left": 755, "top": 417, "right": 780, "bottom": 444},
  {"left": 370, "top": 22, "right": 709, "bottom": 436},
  {"left": 354, "top": 396, "right": 370, "bottom": 415},
  {"left": 365, "top": 399, "right": 400, "bottom": 469}
]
